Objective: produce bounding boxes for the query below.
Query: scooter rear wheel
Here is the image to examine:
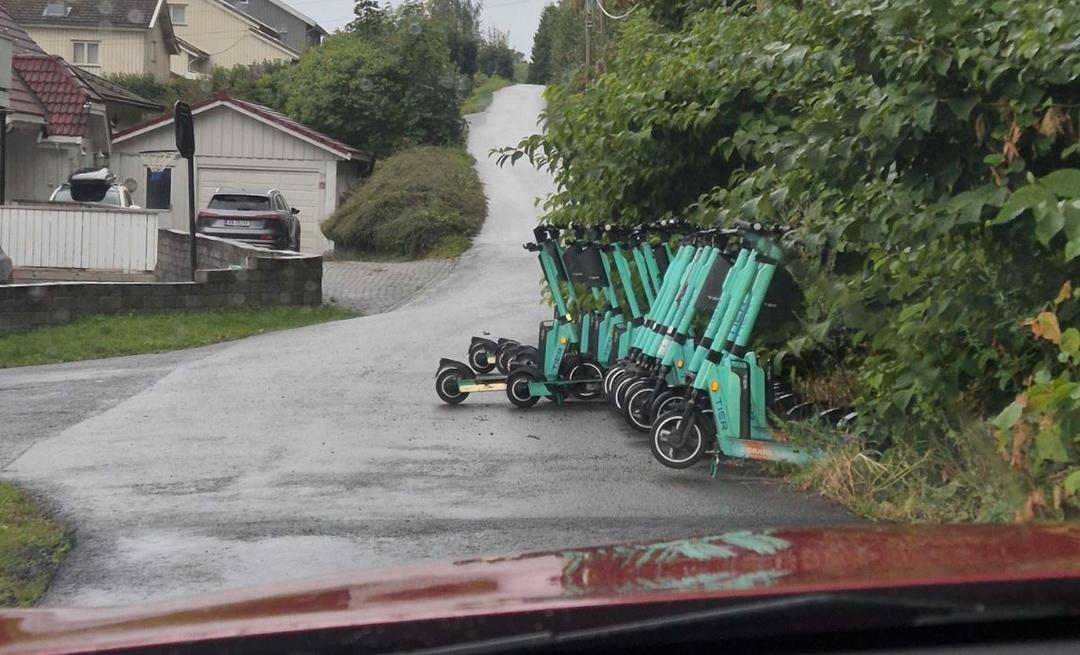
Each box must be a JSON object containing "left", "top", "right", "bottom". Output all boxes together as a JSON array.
[
  {"left": 495, "top": 340, "right": 520, "bottom": 374},
  {"left": 435, "top": 369, "right": 469, "bottom": 405},
  {"left": 650, "top": 411, "right": 708, "bottom": 469},
  {"left": 568, "top": 360, "right": 604, "bottom": 400},
  {"left": 468, "top": 343, "right": 496, "bottom": 374},
  {"left": 511, "top": 347, "right": 540, "bottom": 369},
  {"left": 506, "top": 370, "right": 541, "bottom": 409}
]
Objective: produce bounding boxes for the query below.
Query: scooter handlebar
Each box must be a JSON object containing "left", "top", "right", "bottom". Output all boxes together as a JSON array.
[{"left": 734, "top": 221, "right": 791, "bottom": 236}]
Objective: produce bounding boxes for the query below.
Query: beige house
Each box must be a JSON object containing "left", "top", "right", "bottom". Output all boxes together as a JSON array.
[
  {"left": 3, "top": 0, "right": 179, "bottom": 81},
  {"left": 166, "top": 0, "right": 298, "bottom": 78}
]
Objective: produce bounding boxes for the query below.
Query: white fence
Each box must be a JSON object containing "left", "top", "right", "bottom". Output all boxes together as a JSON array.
[{"left": 0, "top": 205, "right": 159, "bottom": 272}]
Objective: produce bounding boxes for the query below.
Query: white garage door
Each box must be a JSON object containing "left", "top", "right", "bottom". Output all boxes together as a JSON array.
[{"left": 197, "top": 166, "right": 327, "bottom": 254}]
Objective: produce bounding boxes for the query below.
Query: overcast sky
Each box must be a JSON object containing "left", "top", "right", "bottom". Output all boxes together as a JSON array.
[{"left": 292, "top": 0, "right": 550, "bottom": 58}]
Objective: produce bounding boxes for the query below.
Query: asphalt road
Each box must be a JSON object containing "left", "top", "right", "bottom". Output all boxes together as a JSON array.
[{"left": 1, "top": 85, "right": 854, "bottom": 608}]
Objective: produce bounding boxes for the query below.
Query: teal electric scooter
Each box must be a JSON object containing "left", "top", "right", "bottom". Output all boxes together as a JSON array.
[{"left": 649, "top": 222, "right": 822, "bottom": 470}]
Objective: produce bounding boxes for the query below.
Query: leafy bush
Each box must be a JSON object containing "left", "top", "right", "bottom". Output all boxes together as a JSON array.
[
  {"left": 322, "top": 146, "right": 486, "bottom": 258},
  {"left": 507, "top": 0, "right": 1080, "bottom": 518}
]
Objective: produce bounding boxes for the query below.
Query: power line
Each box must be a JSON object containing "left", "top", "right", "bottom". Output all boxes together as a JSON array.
[{"left": 594, "top": 0, "right": 636, "bottom": 20}]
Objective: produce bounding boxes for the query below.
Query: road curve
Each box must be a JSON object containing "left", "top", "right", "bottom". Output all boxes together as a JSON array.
[{"left": 4, "top": 85, "right": 854, "bottom": 608}]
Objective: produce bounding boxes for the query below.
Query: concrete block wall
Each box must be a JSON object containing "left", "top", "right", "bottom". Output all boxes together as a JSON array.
[{"left": 0, "top": 231, "right": 322, "bottom": 334}]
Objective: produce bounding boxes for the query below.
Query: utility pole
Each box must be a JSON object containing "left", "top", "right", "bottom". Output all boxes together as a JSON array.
[
  {"left": 596, "top": 0, "right": 604, "bottom": 69},
  {"left": 584, "top": 0, "right": 592, "bottom": 69}
]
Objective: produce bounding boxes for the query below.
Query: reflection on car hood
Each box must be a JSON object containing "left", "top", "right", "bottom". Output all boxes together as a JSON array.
[{"left": 3, "top": 524, "right": 1080, "bottom": 654}]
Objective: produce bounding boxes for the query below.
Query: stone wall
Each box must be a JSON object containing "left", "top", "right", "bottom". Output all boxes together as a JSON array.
[{"left": 0, "top": 231, "right": 321, "bottom": 334}]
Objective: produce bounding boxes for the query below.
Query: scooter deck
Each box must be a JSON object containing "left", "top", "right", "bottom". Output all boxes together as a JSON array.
[{"left": 717, "top": 436, "right": 817, "bottom": 465}]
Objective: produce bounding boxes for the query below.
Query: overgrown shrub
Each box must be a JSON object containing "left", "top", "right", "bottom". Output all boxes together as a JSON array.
[
  {"left": 106, "top": 62, "right": 292, "bottom": 117},
  {"left": 507, "top": 0, "right": 1080, "bottom": 518},
  {"left": 322, "top": 146, "right": 486, "bottom": 258}
]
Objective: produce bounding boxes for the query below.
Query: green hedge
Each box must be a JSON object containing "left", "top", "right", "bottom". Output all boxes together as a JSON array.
[
  {"left": 506, "top": 0, "right": 1080, "bottom": 519},
  {"left": 322, "top": 146, "right": 486, "bottom": 258}
]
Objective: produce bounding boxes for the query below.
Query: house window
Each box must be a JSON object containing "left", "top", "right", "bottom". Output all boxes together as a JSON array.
[
  {"left": 145, "top": 169, "right": 172, "bottom": 209},
  {"left": 72, "top": 41, "right": 99, "bottom": 65},
  {"left": 169, "top": 4, "right": 186, "bottom": 25},
  {"left": 42, "top": 3, "right": 70, "bottom": 17}
]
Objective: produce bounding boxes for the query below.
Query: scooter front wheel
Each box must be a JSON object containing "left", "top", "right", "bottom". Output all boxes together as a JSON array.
[
  {"left": 625, "top": 385, "right": 656, "bottom": 432},
  {"left": 650, "top": 411, "right": 708, "bottom": 469},
  {"left": 603, "top": 363, "right": 627, "bottom": 398},
  {"left": 506, "top": 370, "right": 540, "bottom": 409},
  {"left": 650, "top": 391, "right": 684, "bottom": 423},
  {"left": 614, "top": 377, "right": 646, "bottom": 410},
  {"left": 435, "top": 369, "right": 469, "bottom": 405}
]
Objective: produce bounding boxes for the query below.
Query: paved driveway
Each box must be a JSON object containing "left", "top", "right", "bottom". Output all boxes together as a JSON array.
[
  {"left": 323, "top": 259, "right": 455, "bottom": 315},
  {"left": 2, "top": 85, "right": 853, "bottom": 608}
]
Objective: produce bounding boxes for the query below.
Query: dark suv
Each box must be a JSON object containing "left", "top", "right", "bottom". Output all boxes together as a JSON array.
[{"left": 196, "top": 189, "right": 301, "bottom": 251}]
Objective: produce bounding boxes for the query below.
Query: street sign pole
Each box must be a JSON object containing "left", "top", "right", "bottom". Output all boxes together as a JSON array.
[
  {"left": 174, "top": 101, "right": 197, "bottom": 281},
  {"left": 187, "top": 156, "right": 196, "bottom": 280}
]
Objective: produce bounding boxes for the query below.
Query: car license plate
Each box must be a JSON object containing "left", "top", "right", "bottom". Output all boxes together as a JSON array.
[{"left": 225, "top": 219, "right": 249, "bottom": 227}]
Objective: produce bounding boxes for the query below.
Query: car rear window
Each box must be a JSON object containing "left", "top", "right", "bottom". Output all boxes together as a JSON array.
[{"left": 208, "top": 195, "right": 271, "bottom": 211}]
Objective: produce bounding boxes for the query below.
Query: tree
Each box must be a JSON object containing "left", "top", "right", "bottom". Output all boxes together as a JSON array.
[
  {"left": 425, "top": 0, "right": 483, "bottom": 76},
  {"left": 286, "top": 16, "right": 465, "bottom": 158},
  {"left": 349, "top": 0, "right": 388, "bottom": 33},
  {"left": 527, "top": 4, "right": 557, "bottom": 83},
  {"left": 477, "top": 28, "right": 515, "bottom": 79}
]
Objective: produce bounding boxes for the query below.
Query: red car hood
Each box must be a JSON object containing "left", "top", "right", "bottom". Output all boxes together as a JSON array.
[{"left": 3, "top": 523, "right": 1080, "bottom": 654}]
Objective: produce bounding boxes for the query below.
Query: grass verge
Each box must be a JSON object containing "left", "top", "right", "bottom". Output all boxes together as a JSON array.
[
  {"left": 783, "top": 420, "right": 1034, "bottom": 523},
  {"left": 462, "top": 75, "right": 513, "bottom": 114},
  {"left": 0, "top": 305, "right": 354, "bottom": 369},
  {"left": 0, "top": 482, "right": 70, "bottom": 606}
]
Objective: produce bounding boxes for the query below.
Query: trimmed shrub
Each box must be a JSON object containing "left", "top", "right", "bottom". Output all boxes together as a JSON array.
[{"left": 322, "top": 146, "right": 486, "bottom": 258}]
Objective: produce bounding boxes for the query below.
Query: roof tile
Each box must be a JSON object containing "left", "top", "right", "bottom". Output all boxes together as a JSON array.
[{"left": 11, "top": 55, "right": 91, "bottom": 136}]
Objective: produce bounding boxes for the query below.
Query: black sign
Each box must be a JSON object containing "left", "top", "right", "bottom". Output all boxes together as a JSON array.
[
  {"left": 695, "top": 256, "right": 733, "bottom": 312},
  {"left": 174, "top": 101, "right": 195, "bottom": 159}
]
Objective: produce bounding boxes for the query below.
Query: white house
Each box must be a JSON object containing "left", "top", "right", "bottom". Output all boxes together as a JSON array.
[
  {"left": 1, "top": 3, "right": 161, "bottom": 203},
  {"left": 111, "top": 94, "right": 369, "bottom": 254}
]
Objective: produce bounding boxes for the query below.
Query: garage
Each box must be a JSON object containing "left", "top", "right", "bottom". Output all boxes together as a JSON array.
[
  {"left": 111, "top": 95, "right": 369, "bottom": 255},
  {"left": 196, "top": 167, "right": 324, "bottom": 253}
]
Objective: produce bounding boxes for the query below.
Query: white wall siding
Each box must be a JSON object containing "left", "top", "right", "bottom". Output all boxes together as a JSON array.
[
  {"left": 0, "top": 206, "right": 159, "bottom": 271},
  {"left": 5, "top": 128, "right": 100, "bottom": 203},
  {"left": 117, "top": 105, "right": 331, "bottom": 160}
]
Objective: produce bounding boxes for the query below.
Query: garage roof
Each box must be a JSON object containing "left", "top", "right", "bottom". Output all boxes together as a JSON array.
[{"left": 113, "top": 94, "right": 369, "bottom": 161}]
